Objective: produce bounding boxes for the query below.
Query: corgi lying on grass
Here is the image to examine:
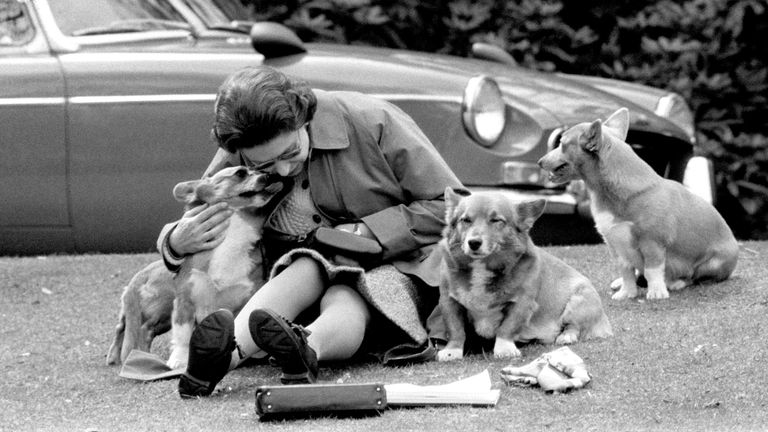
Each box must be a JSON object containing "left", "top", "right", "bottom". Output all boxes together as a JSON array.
[
  {"left": 106, "top": 166, "right": 282, "bottom": 368},
  {"left": 436, "top": 188, "right": 612, "bottom": 361},
  {"left": 538, "top": 108, "right": 738, "bottom": 300}
]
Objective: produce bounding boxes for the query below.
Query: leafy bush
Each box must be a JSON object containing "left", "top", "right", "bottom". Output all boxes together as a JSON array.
[
  {"left": 239, "top": 0, "right": 767, "bottom": 239},
  {"left": 604, "top": 0, "right": 768, "bottom": 240}
]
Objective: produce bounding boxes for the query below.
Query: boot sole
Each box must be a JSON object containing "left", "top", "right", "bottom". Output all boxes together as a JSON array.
[{"left": 249, "top": 308, "right": 317, "bottom": 384}]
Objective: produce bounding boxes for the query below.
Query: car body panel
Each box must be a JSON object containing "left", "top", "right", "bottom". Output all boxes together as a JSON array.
[{"left": 0, "top": 56, "right": 68, "bottom": 223}]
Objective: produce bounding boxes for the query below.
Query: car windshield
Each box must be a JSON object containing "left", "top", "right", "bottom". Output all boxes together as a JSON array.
[
  {"left": 178, "top": 0, "right": 230, "bottom": 25},
  {"left": 179, "top": 0, "right": 252, "bottom": 31},
  {"left": 48, "top": 0, "right": 190, "bottom": 36}
]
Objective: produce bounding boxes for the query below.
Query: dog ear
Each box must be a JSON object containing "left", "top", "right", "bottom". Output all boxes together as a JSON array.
[
  {"left": 515, "top": 199, "right": 546, "bottom": 232},
  {"left": 172, "top": 180, "right": 200, "bottom": 203},
  {"left": 604, "top": 107, "right": 629, "bottom": 141},
  {"left": 580, "top": 120, "right": 603, "bottom": 153},
  {"left": 443, "top": 187, "right": 467, "bottom": 223}
]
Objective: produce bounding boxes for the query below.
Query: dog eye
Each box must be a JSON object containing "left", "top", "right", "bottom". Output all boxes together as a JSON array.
[
  {"left": 459, "top": 216, "right": 472, "bottom": 224},
  {"left": 491, "top": 217, "right": 506, "bottom": 226},
  {"left": 234, "top": 168, "right": 248, "bottom": 178}
]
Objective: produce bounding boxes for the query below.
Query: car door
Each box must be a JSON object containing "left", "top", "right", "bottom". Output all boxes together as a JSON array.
[
  {"left": 0, "top": 1, "right": 71, "bottom": 253},
  {"left": 61, "top": 49, "right": 259, "bottom": 252}
]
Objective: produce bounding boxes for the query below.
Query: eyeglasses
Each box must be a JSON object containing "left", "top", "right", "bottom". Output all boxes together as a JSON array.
[
  {"left": 211, "top": 126, "right": 306, "bottom": 172},
  {"left": 240, "top": 129, "right": 304, "bottom": 172}
]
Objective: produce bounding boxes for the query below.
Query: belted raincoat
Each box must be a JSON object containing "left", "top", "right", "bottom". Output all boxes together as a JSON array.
[{"left": 158, "top": 90, "right": 465, "bottom": 360}]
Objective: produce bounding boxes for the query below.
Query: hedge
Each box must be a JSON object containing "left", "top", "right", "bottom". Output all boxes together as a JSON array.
[{"left": 239, "top": 0, "right": 767, "bottom": 239}]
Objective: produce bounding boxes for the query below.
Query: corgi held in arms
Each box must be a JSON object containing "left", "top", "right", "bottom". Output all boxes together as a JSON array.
[
  {"left": 106, "top": 166, "right": 283, "bottom": 368},
  {"left": 538, "top": 108, "right": 738, "bottom": 300},
  {"left": 436, "top": 189, "right": 612, "bottom": 361}
]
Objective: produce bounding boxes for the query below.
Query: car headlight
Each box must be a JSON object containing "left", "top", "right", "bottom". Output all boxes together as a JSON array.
[
  {"left": 655, "top": 93, "right": 696, "bottom": 143},
  {"left": 462, "top": 75, "right": 506, "bottom": 147}
]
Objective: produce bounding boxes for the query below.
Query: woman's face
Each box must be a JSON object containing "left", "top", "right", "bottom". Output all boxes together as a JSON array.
[{"left": 240, "top": 125, "right": 309, "bottom": 177}]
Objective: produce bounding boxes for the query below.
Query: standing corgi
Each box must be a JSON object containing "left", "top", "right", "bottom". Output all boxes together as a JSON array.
[
  {"left": 538, "top": 108, "right": 738, "bottom": 300},
  {"left": 436, "top": 189, "right": 612, "bottom": 361}
]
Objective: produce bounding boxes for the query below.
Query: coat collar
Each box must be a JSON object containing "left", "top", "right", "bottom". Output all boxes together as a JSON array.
[{"left": 307, "top": 90, "right": 350, "bottom": 150}]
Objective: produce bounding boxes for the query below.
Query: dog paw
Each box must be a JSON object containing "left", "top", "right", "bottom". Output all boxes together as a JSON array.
[
  {"left": 437, "top": 348, "right": 463, "bottom": 362},
  {"left": 494, "top": 346, "right": 522, "bottom": 359},
  {"left": 167, "top": 358, "right": 188, "bottom": 370},
  {"left": 166, "top": 349, "right": 188, "bottom": 370},
  {"left": 646, "top": 286, "right": 670, "bottom": 300},
  {"left": 555, "top": 331, "right": 578, "bottom": 345},
  {"left": 611, "top": 288, "right": 638, "bottom": 300},
  {"left": 493, "top": 338, "right": 521, "bottom": 359}
]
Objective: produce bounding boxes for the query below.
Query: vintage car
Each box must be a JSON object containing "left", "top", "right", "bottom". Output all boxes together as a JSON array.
[{"left": 0, "top": 0, "right": 709, "bottom": 255}]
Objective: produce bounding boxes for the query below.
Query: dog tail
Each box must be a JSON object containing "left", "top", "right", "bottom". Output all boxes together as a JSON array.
[
  {"left": 105, "top": 288, "right": 127, "bottom": 366},
  {"left": 105, "top": 274, "right": 146, "bottom": 366},
  {"left": 105, "top": 261, "right": 174, "bottom": 365},
  {"left": 105, "top": 282, "right": 132, "bottom": 365}
]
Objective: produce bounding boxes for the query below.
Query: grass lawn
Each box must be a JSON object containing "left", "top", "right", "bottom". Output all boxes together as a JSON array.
[{"left": 1, "top": 242, "right": 766, "bottom": 432}]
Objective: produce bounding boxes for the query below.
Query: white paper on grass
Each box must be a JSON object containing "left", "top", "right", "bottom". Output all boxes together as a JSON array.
[{"left": 384, "top": 369, "right": 500, "bottom": 406}]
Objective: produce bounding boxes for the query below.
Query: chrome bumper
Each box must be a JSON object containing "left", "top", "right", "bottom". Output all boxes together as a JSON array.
[{"left": 470, "top": 155, "right": 716, "bottom": 216}]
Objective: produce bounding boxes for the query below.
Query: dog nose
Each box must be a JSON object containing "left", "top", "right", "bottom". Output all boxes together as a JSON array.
[
  {"left": 536, "top": 156, "right": 544, "bottom": 168},
  {"left": 468, "top": 239, "right": 482, "bottom": 251}
]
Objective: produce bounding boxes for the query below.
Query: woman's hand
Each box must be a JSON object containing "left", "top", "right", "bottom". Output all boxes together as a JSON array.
[{"left": 168, "top": 203, "right": 234, "bottom": 256}]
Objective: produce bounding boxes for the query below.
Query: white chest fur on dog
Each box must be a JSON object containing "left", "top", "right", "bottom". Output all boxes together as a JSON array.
[
  {"left": 207, "top": 213, "right": 261, "bottom": 289},
  {"left": 590, "top": 201, "right": 617, "bottom": 232},
  {"left": 590, "top": 198, "right": 642, "bottom": 268},
  {"left": 469, "top": 261, "right": 495, "bottom": 296},
  {"left": 450, "top": 262, "right": 503, "bottom": 311},
  {"left": 450, "top": 261, "right": 506, "bottom": 339}
]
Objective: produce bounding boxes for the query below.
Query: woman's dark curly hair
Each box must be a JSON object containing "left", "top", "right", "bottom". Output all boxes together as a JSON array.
[{"left": 212, "top": 66, "right": 317, "bottom": 153}]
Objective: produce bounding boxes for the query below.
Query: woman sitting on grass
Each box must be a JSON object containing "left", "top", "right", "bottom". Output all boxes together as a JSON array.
[{"left": 157, "top": 65, "right": 465, "bottom": 398}]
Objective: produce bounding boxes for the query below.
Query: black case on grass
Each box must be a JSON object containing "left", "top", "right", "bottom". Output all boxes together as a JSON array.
[{"left": 255, "top": 382, "right": 387, "bottom": 420}]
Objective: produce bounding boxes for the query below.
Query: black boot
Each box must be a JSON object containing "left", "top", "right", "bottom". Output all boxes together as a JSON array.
[
  {"left": 249, "top": 308, "right": 318, "bottom": 384},
  {"left": 178, "top": 309, "right": 235, "bottom": 398}
]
